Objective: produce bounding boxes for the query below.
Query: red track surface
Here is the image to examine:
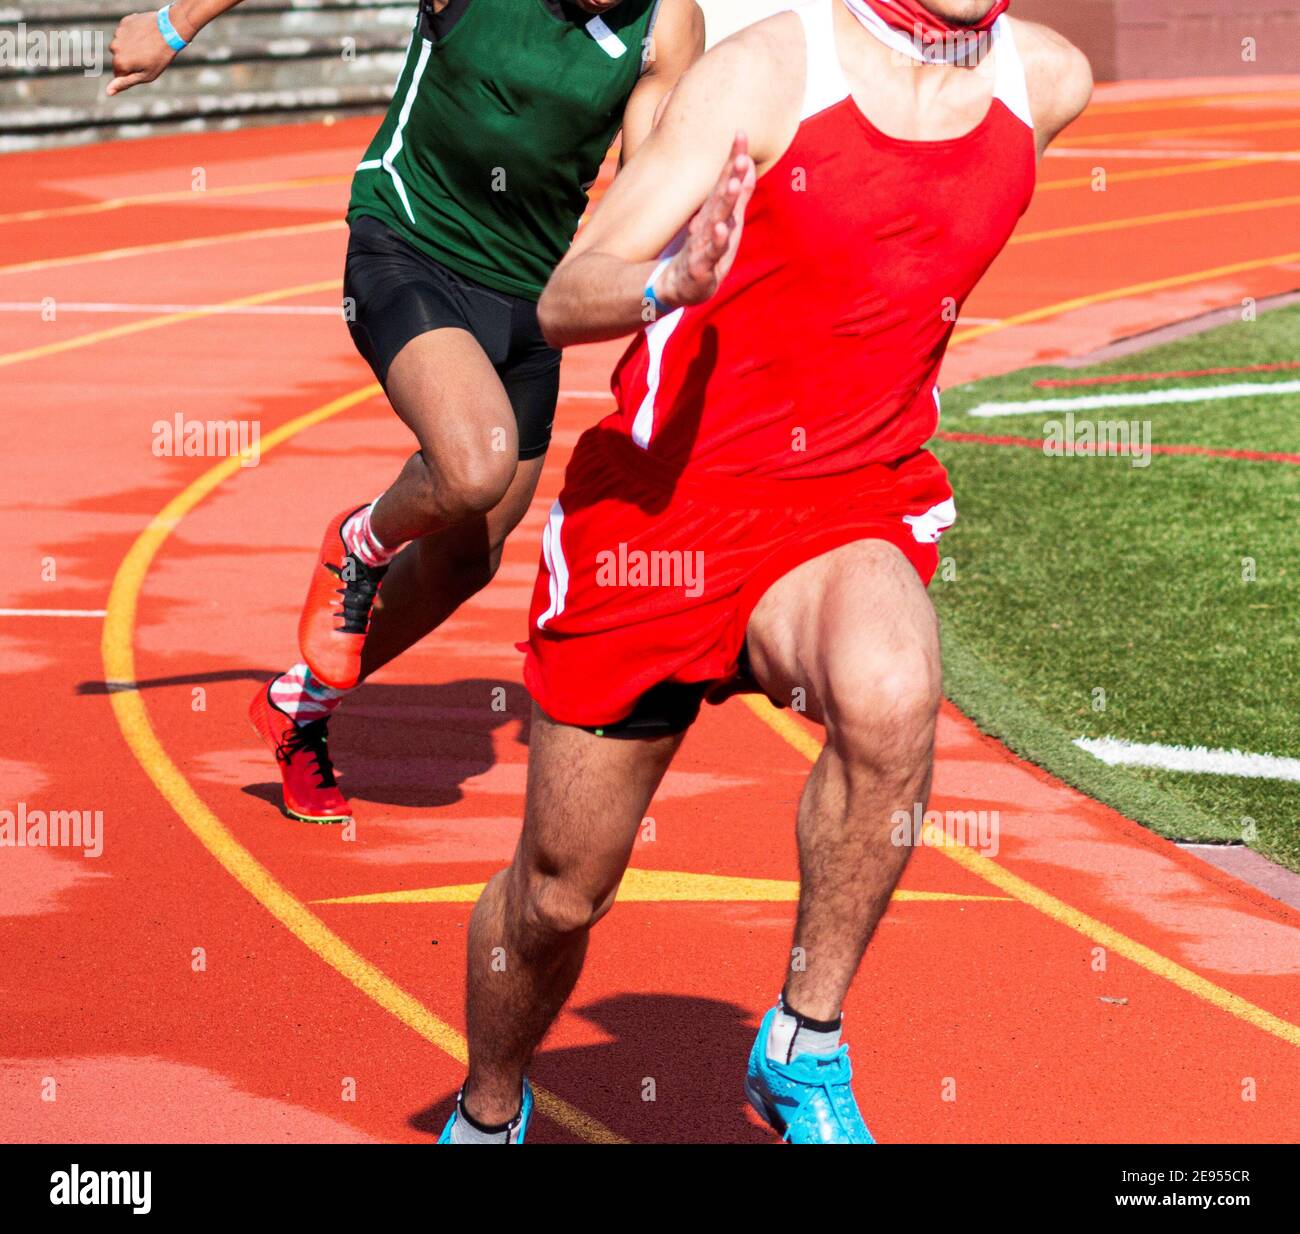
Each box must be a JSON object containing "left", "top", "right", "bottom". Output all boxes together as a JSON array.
[{"left": 4, "top": 80, "right": 1300, "bottom": 1143}]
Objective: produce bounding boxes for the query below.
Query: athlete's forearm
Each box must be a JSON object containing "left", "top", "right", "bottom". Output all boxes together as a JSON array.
[
  {"left": 542, "top": 133, "right": 756, "bottom": 349},
  {"left": 108, "top": 0, "right": 247, "bottom": 94},
  {"left": 538, "top": 252, "right": 664, "bottom": 349}
]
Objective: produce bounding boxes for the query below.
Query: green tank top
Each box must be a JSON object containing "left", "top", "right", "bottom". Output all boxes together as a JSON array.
[{"left": 348, "top": 0, "right": 660, "bottom": 300}]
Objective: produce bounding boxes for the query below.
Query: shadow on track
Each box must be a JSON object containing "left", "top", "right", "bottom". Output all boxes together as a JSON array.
[{"left": 407, "top": 993, "right": 773, "bottom": 1145}]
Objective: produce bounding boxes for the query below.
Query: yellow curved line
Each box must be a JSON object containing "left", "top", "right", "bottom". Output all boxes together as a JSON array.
[
  {"left": 100, "top": 383, "right": 625, "bottom": 1145},
  {"left": 64, "top": 94, "right": 1300, "bottom": 1145},
  {"left": 1011, "top": 192, "right": 1300, "bottom": 246},
  {"left": 0, "top": 218, "right": 344, "bottom": 278},
  {"left": 0, "top": 279, "right": 340, "bottom": 370},
  {"left": 951, "top": 248, "right": 1300, "bottom": 347},
  {"left": 741, "top": 689, "right": 1300, "bottom": 1047},
  {"left": 0, "top": 174, "right": 351, "bottom": 226}
]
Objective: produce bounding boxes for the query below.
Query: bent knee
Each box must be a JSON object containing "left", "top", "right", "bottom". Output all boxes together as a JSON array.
[
  {"left": 822, "top": 646, "right": 941, "bottom": 765},
  {"left": 426, "top": 449, "right": 515, "bottom": 520},
  {"left": 516, "top": 869, "right": 616, "bottom": 939}
]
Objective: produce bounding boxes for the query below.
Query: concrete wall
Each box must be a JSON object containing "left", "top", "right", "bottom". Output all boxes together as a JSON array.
[
  {"left": 4, "top": 0, "right": 1295, "bottom": 150},
  {"left": 0, "top": 0, "right": 416, "bottom": 150},
  {"left": 964, "top": 1, "right": 1300, "bottom": 81}
]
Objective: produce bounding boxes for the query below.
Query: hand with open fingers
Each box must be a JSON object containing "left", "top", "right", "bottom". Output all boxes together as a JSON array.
[
  {"left": 107, "top": 11, "right": 181, "bottom": 96},
  {"left": 658, "top": 133, "right": 757, "bottom": 309}
]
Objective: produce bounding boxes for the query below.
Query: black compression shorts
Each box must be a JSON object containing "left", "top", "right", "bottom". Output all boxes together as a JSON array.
[
  {"left": 583, "top": 644, "right": 761, "bottom": 740},
  {"left": 343, "top": 213, "right": 560, "bottom": 461}
]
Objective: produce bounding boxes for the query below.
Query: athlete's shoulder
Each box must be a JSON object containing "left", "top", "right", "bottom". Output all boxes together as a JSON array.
[
  {"left": 653, "top": 0, "right": 704, "bottom": 33},
  {"left": 731, "top": 3, "right": 808, "bottom": 53},
  {"left": 688, "top": 3, "right": 805, "bottom": 100},
  {"left": 1008, "top": 17, "right": 1093, "bottom": 146},
  {"left": 640, "top": 0, "right": 705, "bottom": 85},
  {"left": 654, "top": 3, "right": 804, "bottom": 163},
  {"left": 648, "top": 0, "right": 705, "bottom": 58}
]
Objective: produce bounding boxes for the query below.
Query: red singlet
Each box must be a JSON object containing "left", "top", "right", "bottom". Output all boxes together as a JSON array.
[{"left": 607, "top": 0, "right": 1036, "bottom": 480}]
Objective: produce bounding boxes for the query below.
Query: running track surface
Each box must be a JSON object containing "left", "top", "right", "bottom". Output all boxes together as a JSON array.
[{"left": 3, "top": 77, "right": 1300, "bottom": 1144}]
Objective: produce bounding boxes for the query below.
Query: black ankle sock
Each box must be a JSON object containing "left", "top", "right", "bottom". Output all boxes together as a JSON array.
[
  {"left": 782, "top": 997, "right": 843, "bottom": 1034},
  {"left": 459, "top": 1095, "right": 518, "bottom": 1136}
]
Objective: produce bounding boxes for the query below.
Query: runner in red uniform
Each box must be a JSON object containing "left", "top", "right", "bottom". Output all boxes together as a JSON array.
[
  {"left": 525, "top": 0, "right": 1045, "bottom": 725},
  {"left": 441, "top": 0, "right": 1092, "bottom": 1144}
]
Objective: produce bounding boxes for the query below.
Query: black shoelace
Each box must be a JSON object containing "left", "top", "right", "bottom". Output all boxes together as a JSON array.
[
  {"left": 277, "top": 719, "right": 339, "bottom": 789},
  {"left": 326, "top": 554, "right": 388, "bottom": 635}
]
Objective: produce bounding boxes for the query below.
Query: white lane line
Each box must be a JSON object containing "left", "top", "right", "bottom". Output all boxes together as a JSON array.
[
  {"left": 0, "top": 301, "right": 341, "bottom": 317},
  {"left": 1046, "top": 147, "right": 1300, "bottom": 161},
  {"left": 967, "top": 380, "right": 1300, "bottom": 418},
  {"left": 1076, "top": 737, "right": 1300, "bottom": 782},
  {"left": 0, "top": 608, "right": 106, "bottom": 617}
]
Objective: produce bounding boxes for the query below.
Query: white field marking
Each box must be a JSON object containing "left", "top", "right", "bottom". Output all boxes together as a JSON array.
[
  {"left": 967, "top": 380, "right": 1300, "bottom": 418},
  {"left": 1076, "top": 737, "right": 1300, "bottom": 782},
  {"left": 1045, "top": 147, "right": 1300, "bottom": 161},
  {"left": 0, "top": 608, "right": 106, "bottom": 617},
  {"left": 0, "top": 301, "right": 340, "bottom": 317}
]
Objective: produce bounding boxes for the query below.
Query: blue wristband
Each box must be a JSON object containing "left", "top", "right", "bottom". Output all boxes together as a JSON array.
[
  {"left": 643, "top": 258, "right": 674, "bottom": 319},
  {"left": 157, "top": 5, "right": 189, "bottom": 52}
]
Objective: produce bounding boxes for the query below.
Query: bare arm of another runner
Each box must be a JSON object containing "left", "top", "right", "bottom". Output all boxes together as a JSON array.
[
  {"left": 1013, "top": 18, "right": 1094, "bottom": 157},
  {"left": 538, "top": 22, "right": 800, "bottom": 348},
  {"left": 618, "top": 0, "right": 705, "bottom": 162},
  {"left": 107, "top": 0, "right": 245, "bottom": 95}
]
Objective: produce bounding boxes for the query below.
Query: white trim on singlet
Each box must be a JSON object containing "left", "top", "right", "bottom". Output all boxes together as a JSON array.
[
  {"left": 989, "top": 16, "right": 1034, "bottom": 131},
  {"left": 630, "top": 309, "right": 683, "bottom": 447},
  {"left": 797, "top": 1, "right": 850, "bottom": 121},
  {"left": 799, "top": 3, "right": 1033, "bottom": 131},
  {"left": 535, "top": 499, "right": 570, "bottom": 630},
  {"left": 629, "top": 227, "right": 687, "bottom": 449},
  {"left": 379, "top": 36, "right": 434, "bottom": 225}
]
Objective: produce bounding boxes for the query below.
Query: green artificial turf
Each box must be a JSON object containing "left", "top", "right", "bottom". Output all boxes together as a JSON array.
[{"left": 929, "top": 305, "right": 1300, "bottom": 871}]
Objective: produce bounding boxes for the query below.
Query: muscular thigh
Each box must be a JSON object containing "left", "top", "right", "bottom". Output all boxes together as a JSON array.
[
  {"left": 513, "top": 706, "right": 684, "bottom": 912},
  {"left": 343, "top": 216, "right": 519, "bottom": 461},
  {"left": 386, "top": 327, "right": 518, "bottom": 464},
  {"left": 745, "top": 539, "right": 941, "bottom": 729}
]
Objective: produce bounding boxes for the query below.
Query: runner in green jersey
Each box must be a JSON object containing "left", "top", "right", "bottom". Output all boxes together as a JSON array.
[{"left": 109, "top": 0, "right": 704, "bottom": 824}]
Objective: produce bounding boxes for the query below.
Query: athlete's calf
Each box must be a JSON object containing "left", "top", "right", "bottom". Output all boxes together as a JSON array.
[{"left": 461, "top": 711, "right": 685, "bottom": 1126}]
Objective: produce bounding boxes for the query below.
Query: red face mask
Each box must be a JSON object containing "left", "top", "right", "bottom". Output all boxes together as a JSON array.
[
  {"left": 843, "top": 0, "right": 1011, "bottom": 61},
  {"left": 851, "top": 0, "right": 1010, "bottom": 38}
]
